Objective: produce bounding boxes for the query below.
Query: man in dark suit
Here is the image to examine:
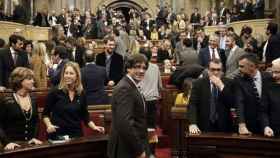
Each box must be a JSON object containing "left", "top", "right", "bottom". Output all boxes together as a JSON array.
[
  {"left": 81, "top": 49, "right": 109, "bottom": 105},
  {"left": 96, "top": 36, "right": 124, "bottom": 86},
  {"left": 259, "top": 58, "right": 280, "bottom": 137},
  {"left": 108, "top": 54, "right": 149, "bottom": 158},
  {"left": 262, "top": 23, "right": 280, "bottom": 65},
  {"left": 187, "top": 59, "right": 234, "bottom": 134},
  {"left": 48, "top": 46, "right": 69, "bottom": 86},
  {"left": 0, "top": 34, "right": 29, "bottom": 91},
  {"left": 190, "top": 8, "right": 201, "bottom": 24},
  {"left": 198, "top": 34, "right": 226, "bottom": 70},
  {"left": 218, "top": 1, "right": 230, "bottom": 22},
  {"left": 65, "top": 37, "right": 85, "bottom": 68},
  {"left": 235, "top": 54, "right": 272, "bottom": 135},
  {"left": 253, "top": 0, "right": 265, "bottom": 19}
]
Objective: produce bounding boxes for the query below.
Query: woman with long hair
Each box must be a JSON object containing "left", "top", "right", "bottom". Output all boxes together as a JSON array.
[{"left": 43, "top": 62, "right": 104, "bottom": 140}]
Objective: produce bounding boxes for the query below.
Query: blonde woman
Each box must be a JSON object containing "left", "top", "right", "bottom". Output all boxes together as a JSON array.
[
  {"left": 43, "top": 62, "right": 104, "bottom": 140},
  {"left": 31, "top": 42, "right": 48, "bottom": 88}
]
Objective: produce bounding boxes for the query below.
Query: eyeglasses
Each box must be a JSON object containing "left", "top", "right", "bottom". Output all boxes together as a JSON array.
[{"left": 209, "top": 68, "right": 222, "bottom": 72}]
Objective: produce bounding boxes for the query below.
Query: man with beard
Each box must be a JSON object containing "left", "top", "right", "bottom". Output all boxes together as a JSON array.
[
  {"left": 108, "top": 54, "right": 150, "bottom": 158},
  {"left": 187, "top": 59, "right": 234, "bottom": 134},
  {"left": 235, "top": 54, "right": 272, "bottom": 135},
  {"left": 96, "top": 36, "right": 124, "bottom": 86},
  {"left": 225, "top": 34, "right": 246, "bottom": 79},
  {"left": 0, "top": 34, "right": 29, "bottom": 91}
]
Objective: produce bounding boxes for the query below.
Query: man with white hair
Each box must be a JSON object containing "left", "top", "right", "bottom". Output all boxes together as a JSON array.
[
  {"left": 259, "top": 58, "right": 280, "bottom": 137},
  {"left": 198, "top": 34, "right": 226, "bottom": 69}
]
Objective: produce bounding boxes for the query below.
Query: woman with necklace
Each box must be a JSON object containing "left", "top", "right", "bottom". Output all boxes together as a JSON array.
[
  {"left": 0, "top": 67, "right": 42, "bottom": 150},
  {"left": 43, "top": 62, "right": 104, "bottom": 140}
]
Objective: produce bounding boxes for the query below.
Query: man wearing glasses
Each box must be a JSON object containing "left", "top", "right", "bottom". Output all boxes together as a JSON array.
[{"left": 187, "top": 59, "right": 234, "bottom": 135}]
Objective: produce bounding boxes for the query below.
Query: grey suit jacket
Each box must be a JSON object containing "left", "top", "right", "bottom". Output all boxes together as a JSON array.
[{"left": 225, "top": 46, "right": 246, "bottom": 79}]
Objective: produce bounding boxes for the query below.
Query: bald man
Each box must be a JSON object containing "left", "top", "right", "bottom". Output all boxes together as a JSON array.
[{"left": 259, "top": 58, "right": 280, "bottom": 137}]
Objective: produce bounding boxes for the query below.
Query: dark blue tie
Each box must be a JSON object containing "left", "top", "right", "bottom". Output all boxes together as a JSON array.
[{"left": 210, "top": 84, "right": 218, "bottom": 123}]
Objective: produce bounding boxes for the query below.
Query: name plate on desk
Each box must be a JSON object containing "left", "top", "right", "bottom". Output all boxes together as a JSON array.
[
  {"left": 0, "top": 135, "right": 108, "bottom": 158},
  {"left": 186, "top": 132, "right": 280, "bottom": 158}
]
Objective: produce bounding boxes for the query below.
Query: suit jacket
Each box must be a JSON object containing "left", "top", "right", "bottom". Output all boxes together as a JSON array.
[
  {"left": 96, "top": 52, "right": 124, "bottom": 84},
  {"left": 187, "top": 77, "right": 234, "bottom": 132},
  {"left": 49, "top": 59, "right": 68, "bottom": 86},
  {"left": 265, "top": 34, "right": 280, "bottom": 64},
  {"left": 190, "top": 13, "right": 201, "bottom": 24},
  {"left": 198, "top": 46, "right": 226, "bottom": 70},
  {"left": 81, "top": 64, "right": 109, "bottom": 105},
  {"left": 234, "top": 72, "right": 272, "bottom": 133},
  {"left": 253, "top": 0, "right": 265, "bottom": 19},
  {"left": 108, "top": 76, "right": 147, "bottom": 158},
  {"left": 259, "top": 82, "right": 280, "bottom": 134},
  {"left": 69, "top": 46, "right": 86, "bottom": 68},
  {"left": 225, "top": 46, "right": 246, "bottom": 79},
  {"left": 0, "top": 48, "right": 29, "bottom": 87}
]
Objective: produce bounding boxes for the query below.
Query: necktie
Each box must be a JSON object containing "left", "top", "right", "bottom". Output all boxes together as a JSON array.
[
  {"left": 212, "top": 48, "right": 216, "bottom": 59},
  {"left": 105, "top": 57, "right": 111, "bottom": 78},
  {"left": 210, "top": 84, "right": 218, "bottom": 123},
  {"left": 250, "top": 77, "right": 261, "bottom": 102},
  {"left": 13, "top": 52, "right": 17, "bottom": 64}
]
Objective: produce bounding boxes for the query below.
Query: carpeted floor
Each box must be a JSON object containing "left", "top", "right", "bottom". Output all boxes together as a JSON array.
[{"left": 155, "top": 148, "right": 171, "bottom": 158}]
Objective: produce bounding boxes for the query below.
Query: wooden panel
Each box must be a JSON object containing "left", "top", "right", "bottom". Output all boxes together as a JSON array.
[
  {"left": 0, "top": 135, "right": 108, "bottom": 158},
  {"left": 0, "top": 21, "right": 51, "bottom": 42},
  {"left": 186, "top": 133, "right": 280, "bottom": 158}
]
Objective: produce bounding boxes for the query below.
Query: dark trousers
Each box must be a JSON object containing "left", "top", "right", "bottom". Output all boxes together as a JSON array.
[{"left": 146, "top": 100, "right": 157, "bottom": 129}]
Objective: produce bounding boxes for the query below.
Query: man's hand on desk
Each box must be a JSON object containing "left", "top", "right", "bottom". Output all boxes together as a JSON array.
[
  {"left": 264, "top": 126, "right": 274, "bottom": 137},
  {"left": 189, "top": 124, "right": 201, "bottom": 135},
  {"left": 238, "top": 123, "right": 252, "bottom": 135},
  {"left": 0, "top": 86, "right": 6, "bottom": 92},
  {"left": 4, "top": 142, "right": 21, "bottom": 150},
  {"left": 28, "top": 138, "right": 43, "bottom": 145},
  {"left": 137, "top": 151, "right": 146, "bottom": 158}
]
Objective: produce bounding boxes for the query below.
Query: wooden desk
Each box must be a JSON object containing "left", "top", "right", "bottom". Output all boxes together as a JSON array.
[
  {"left": 186, "top": 133, "right": 280, "bottom": 158},
  {"left": 0, "top": 135, "right": 108, "bottom": 158}
]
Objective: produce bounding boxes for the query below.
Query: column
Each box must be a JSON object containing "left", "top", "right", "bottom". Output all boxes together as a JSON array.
[
  {"left": 30, "top": 0, "right": 34, "bottom": 24},
  {"left": 276, "top": 0, "right": 280, "bottom": 31},
  {"left": 4, "top": 0, "right": 8, "bottom": 15}
]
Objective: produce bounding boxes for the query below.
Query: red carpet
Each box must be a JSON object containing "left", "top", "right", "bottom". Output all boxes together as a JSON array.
[{"left": 156, "top": 148, "right": 171, "bottom": 158}]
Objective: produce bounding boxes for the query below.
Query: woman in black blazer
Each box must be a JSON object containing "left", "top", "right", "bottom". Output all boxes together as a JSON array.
[{"left": 0, "top": 67, "right": 42, "bottom": 150}]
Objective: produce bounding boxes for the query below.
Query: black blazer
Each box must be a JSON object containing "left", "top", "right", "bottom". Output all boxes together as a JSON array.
[
  {"left": 96, "top": 52, "right": 124, "bottom": 84},
  {"left": 81, "top": 64, "right": 109, "bottom": 105},
  {"left": 198, "top": 46, "right": 226, "bottom": 70},
  {"left": 234, "top": 72, "right": 272, "bottom": 133},
  {"left": 0, "top": 48, "right": 29, "bottom": 87},
  {"left": 259, "top": 82, "right": 280, "bottom": 134},
  {"left": 108, "top": 76, "right": 147, "bottom": 158},
  {"left": 187, "top": 77, "right": 234, "bottom": 132},
  {"left": 0, "top": 94, "right": 38, "bottom": 146},
  {"left": 69, "top": 46, "right": 86, "bottom": 68},
  {"left": 190, "top": 13, "right": 201, "bottom": 24},
  {"left": 49, "top": 59, "right": 68, "bottom": 86},
  {"left": 265, "top": 34, "right": 280, "bottom": 64}
]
